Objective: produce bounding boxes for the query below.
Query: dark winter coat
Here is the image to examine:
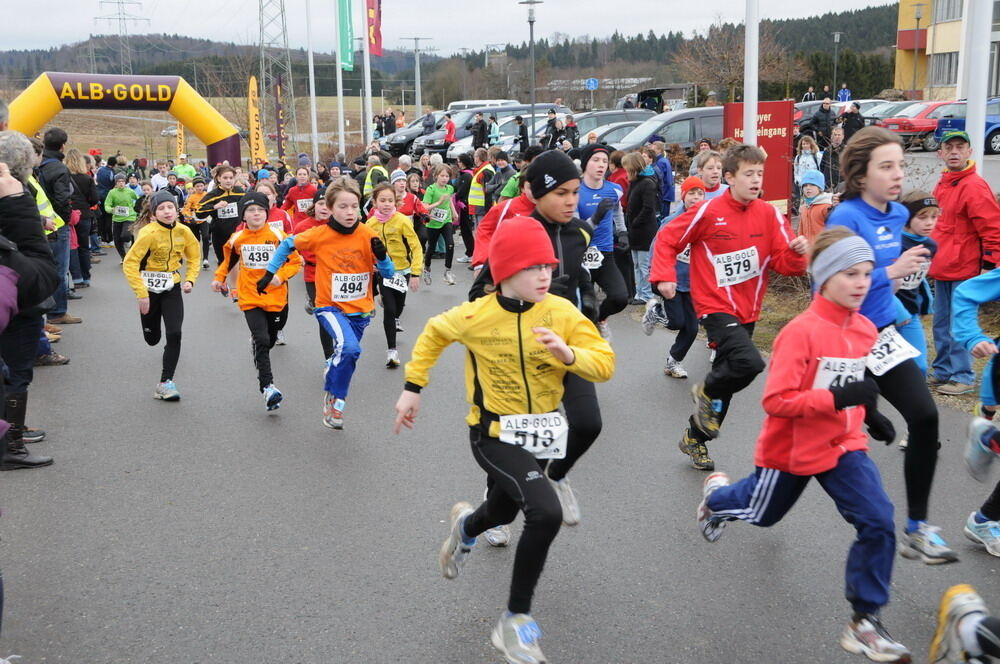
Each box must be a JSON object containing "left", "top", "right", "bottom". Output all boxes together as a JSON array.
[{"left": 626, "top": 174, "right": 660, "bottom": 249}]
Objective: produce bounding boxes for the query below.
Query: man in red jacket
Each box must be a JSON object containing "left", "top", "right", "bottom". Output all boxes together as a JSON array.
[
  {"left": 650, "top": 144, "right": 809, "bottom": 471},
  {"left": 929, "top": 130, "right": 1000, "bottom": 395}
]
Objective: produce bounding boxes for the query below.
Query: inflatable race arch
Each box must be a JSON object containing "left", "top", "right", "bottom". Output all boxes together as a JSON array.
[{"left": 8, "top": 72, "right": 241, "bottom": 165}]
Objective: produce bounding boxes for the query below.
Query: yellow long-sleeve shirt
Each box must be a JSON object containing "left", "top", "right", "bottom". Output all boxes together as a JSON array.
[
  {"left": 122, "top": 220, "right": 202, "bottom": 298},
  {"left": 365, "top": 212, "right": 424, "bottom": 276},
  {"left": 405, "top": 292, "right": 615, "bottom": 437}
]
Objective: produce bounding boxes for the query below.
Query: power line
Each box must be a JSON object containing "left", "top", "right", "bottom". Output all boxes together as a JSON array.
[{"left": 94, "top": 0, "right": 149, "bottom": 75}]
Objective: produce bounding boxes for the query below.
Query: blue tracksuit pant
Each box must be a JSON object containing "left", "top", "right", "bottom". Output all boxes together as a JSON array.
[
  {"left": 706, "top": 450, "right": 896, "bottom": 615},
  {"left": 315, "top": 307, "right": 371, "bottom": 398}
]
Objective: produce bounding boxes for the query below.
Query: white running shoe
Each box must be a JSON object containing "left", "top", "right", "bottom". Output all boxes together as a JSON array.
[
  {"left": 439, "top": 501, "right": 475, "bottom": 579},
  {"left": 641, "top": 300, "right": 658, "bottom": 336},
  {"left": 597, "top": 320, "right": 612, "bottom": 341},
  {"left": 547, "top": 474, "right": 580, "bottom": 526},
  {"left": 964, "top": 512, "right": 1000, "bottom": 557},
  {"left": 697, "top": 472, "right": 730, "bottom": 542},
  {"left": 263, "top": 384, "right": 283, "bottom": 411},
  {"left": 966, "top": 417, "right": 997, "bottom": 483},
  {"left": 395, "top": 318, "right": 403, "bottom": 332},
  {"left": 898, "top": 523, "right": 959, "bottom": 564},
  {"left": 154, "top": 380, "right": 181, "bottom": 401},
  {"left": 456, "top": 255, "right": 472, "bottom": 263},
  {"left": 323, "top": 393, "right": 344, "bottom": 429},
  {"left": 275, "top": 329, "right": 287, "bottom": 346},
  {"left": 491, "top": 612, "right": 547, "bottom": 664},
  {"left": 484, "top": 524, "right": 511, "bottom": 547},
  {"left": 202, "top": 259, "right": 210, "bottom": 270},
  {"left": 929, "top": 584, "right": 989, "bottom": 663},
  {"left": 386, "top": 348, "right": 400, "bottom": 369},
  {"left": 422, "top": 270, "right": 432, "bottom": 286},
  {"left": 443, "top": 270, "right": 456, "bottom": 285},
  {"left": 663, "top": 356, "right": 688, "bottom": 379},
  {"left": 840, "top": 614, "right": 911, "bottom": 663}
]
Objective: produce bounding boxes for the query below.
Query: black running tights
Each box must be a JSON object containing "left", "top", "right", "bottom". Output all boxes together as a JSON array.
[
  {"left": 113, "top": 221, "right": 133, "bottom": 259},
  {"left": 424, "top": 224, "right": 454, "bottom": 270},
  {"left": 463, "top": 428, "right": 562, "bottom": 615},
  {"left": 140, "top": 287, "right": 183, "bottom": 382},
  {"left": 380, "top": 285, "right": 407, "bottom": 349},
  {"left": 245, "top": 306, "right": 288, "bottom": 391},
  {"left": 590, "top": 253, "right": 628, "bottom": 322}
]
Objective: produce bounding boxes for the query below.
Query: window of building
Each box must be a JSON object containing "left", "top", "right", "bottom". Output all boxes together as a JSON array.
[
  {"left": 930, "top": 52, "right": 959, "bottom": 86},
  {"left": 933, "top": 0, "right": 963, "bottom": 23}
]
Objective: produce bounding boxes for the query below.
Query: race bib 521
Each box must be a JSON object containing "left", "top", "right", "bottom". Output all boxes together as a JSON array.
[{"left": 866, "top": 326, "right": 920, "bottom": 376}]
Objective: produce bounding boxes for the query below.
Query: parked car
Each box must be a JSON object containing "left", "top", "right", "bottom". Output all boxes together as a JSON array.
[
  {"left": 862, "top": 101, "right": 917, "bottom": 126},
  {"left": 160, "top": 126, "right": 178, "bottom": 137},
  {"left": 592, "top": 120, "right": 646, "bottom": 145},
  {"left": 380, "top": 111, "right": 445, "bottom": 157},
  {"left": 445, "top": 113, "right": 549, "bottom": 160},
  {"left": 934, "top": 98, "right": 1000, "bottom": 154},
  {"left": 571, "top": 109, "right": 654, "bottom": 138},
  {"left": 446, "top": 99, "right": 520, "bottom": 111},
  {"left": 876, "top": 100, "right": 953, "bottom": 151},
  {"left": 412, "top": 103, "right": 572, "bottom": 156},
  {"left": 611, "top": 106, "right": 724, "bottom": 152}
]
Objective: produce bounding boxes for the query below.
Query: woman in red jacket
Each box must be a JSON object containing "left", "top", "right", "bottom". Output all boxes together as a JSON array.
[
  {"left": 697, "top": 227, "right": 909, "bottom": 663},
  {"left": 281, "top": 167, "right": 318, "bottom": 225}
]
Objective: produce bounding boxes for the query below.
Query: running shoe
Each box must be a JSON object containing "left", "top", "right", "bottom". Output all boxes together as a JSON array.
[
  {"left": 275, "top": 330, "right": 287, "bottom": 346},
  {"left": 691, "top": 383, "right": 722, "bottom": 439},
  {"left": 898, "top": 523, "right": 959, "bottom": 564},
  {"left": 697, "top": 471, "right": 730, "bottom": 542},
  {"left": 484, "top": 524, "right": 511, "bottom": 547},
  {"left": 304, "top": 299, "right": 315, "bottom": 316},
  {"left": 547, "top": 473, "right": 580, "bottom": 526},
  {"left": 386, "top": 348, "right": 400, "bottom": 369},
  {"left": 22, "top": 428, "right": 46, "bottom": 444},
  {"left": 929, "top": 584, "right": 989, "bottom": 663},
  {"left": 443, "top": 270, "right": 456, "bottom": 285},
  {"left": 323, "top": 393, "right": 345, "bottom": 429},
  {"left": 154, "top": 380, "right": 181, "bottom": 401},
  {"left": 964, "top": 512, "right": 1000, "bottom": 557},
  {"left": 202, "top": 259, "right": 210, "bottom": 270},
  {"left": 966, "top": 417, "right": 997, "bottom": 483},
  {"left": 490, "top": 612, "right": 547, "bottom": 664},
  {"left": 897, "top": 434, "right": 908, "bottom": 451},
  {"left": 395, "top": 318, "right": 403, "bottom": 332},
  {"left": 663, "top": 356, "right": 688, "bottom": 379},
  {"left": 839, "top": 613, "right": 911, "bottom": 663},
  {"left": 34, "top": 352, "right": 70, "bottom": 366},
  {"left": 597, "top": 320, "right": 612, "bottom": 341},
  {"left": 0, "top": 655, "right": 22, "bottom": 664},
  {"left": 679, "top": 430, "right": 715, "bottom": 471},
  {"left": 456, "top": 255, "right": 472, "bottom": 263},
  {"left": 641, "top": 301, "right": 658, "bottom": 336},
  {"left": 263, "top": 384, "right": 283, "bottom": 411},
  {"left": 977, "top": 402, "right": 997, "bottom": 420},
  {"left": 423, "top": 270, "right": 432, "bottom": 286},
  {"left": 439, "top": 501, "right": 475, "bottom": 579}
]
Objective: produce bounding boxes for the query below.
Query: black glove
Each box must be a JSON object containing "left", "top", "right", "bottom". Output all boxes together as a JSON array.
[
  {"left": 865, "top": 407, "right": 897, "bottom": 444},
  {"left": 581, "top": 291, "right": 599, "bottom": 322},
  {"left": 256, "top": 271, "right": 275, "bottom": 295},
  {"left": 615, "top": 230, "right": 630, "bottom": 252},
  {"left": 594, "top": 198, "right": 615, "bottom": 221},
  {"left": 829, "top": 375, "right": 879, "bottom": 411},
  {"left": 548, "top": 273, "right": 571, "bottom": 298},
  {"left": 371, "top": 237, "right": 388, "bottom": 261}
]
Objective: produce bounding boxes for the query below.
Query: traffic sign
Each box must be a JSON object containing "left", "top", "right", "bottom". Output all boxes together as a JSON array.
[{"left": 584, "top": 77, "right": 599, "bottom": 91}]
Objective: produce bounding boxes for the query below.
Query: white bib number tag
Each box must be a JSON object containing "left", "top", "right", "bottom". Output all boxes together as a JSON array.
[
  {"left": 712, "top": 246, "right": 760, "bottom": 287},
  {"left": 899, "top": 262, "right": 930, "bottom": 291},
  {"left": 813, "top": 357, "right": 867, "bottom": 390},
  {"left": 332, "top": 272, "right": 370, "bottom": 302},
  {"left": 866, "top": 326, "right": 920, "bottom": 376},
  {"left": 498, "top": 412, "right": 568, "bottom": 459},
  {"left": 583, "top": 246, "right": 604, "bottom": 270},
  {"left": 240, "top": 244, "right": 274, "bottom": 270},
  {"left": 382, "top": 272, "right": 408, "bottom": 292},
  {"left": 268, "top": 220, "right": 285, "bottom": 233},
  {"left": 218, "top": 202, "right": 238, "bottom": 219},
  {"left": 296, "top": 198, "right": 311, "bottom": 212},
  {"left": 114, "top": 205, "right": 130, "bottom": 216},
  {"left": 141, "top": 271, "right": 174, "bottom": 293},
  {"left": 677, "top": 245, "right": 692, "bottom": 264},
  {"left": 430, "top": 207, "right": 449, "bottom": 222}
]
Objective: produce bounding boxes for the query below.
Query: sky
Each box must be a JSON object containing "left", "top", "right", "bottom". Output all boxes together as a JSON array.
[{"left": 9, "top": 0, "right": 894, "bottom": 57}]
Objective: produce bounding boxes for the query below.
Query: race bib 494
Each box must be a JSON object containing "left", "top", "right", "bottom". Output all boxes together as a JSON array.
[{"left": 331, "top": 272, "right": 370, "bottom": 302}]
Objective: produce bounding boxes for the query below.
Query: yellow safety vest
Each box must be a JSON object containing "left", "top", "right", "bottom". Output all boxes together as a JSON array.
[
  {"left": 29, "top": 174, "right": 65, "bottom": 234},
  {"left": 468, "top": 163, "right": 495, "bottom": 209},
  {"left": 363, "top": 165, "right": 389, "bottom": 196}
]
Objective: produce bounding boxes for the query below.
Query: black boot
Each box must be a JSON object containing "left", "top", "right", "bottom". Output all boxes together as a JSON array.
[
  {"left": 4, "top": 392, "right": 44, "bottom": 443},
  {"left": 0, "top": 433, "right": 52, "bottom": 470}
]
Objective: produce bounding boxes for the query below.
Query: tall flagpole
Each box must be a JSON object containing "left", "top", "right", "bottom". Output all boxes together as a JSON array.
[
  {"left": 305, "top": 0, "right": 320, "bottom": 166},
  {"left": 333, "top": 0, "right": 347, "bottom": 155},
  {"left": 743, "top": 0, "right": 759, "bottom": 146},
  {"left": 361, "top": 0, "right": 374, "bottom": 145}
]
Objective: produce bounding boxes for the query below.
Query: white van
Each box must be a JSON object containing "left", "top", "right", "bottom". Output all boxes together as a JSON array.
[{"left": 446, "top": 99, "right": 520, "bottom": 111}]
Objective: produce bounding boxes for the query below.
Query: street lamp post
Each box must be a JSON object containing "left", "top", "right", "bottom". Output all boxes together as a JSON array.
[
  {"left": 832, "top": 31, "right": 844, "bottom": 96},
  {"left": 519, "top": 0, "right": 543, "bottom": 125},
  {"left": 912, "top": 4, "right": 925, "bottom": 99}
]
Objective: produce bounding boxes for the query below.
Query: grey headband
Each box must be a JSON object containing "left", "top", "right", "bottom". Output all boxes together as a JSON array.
[{"left": 809, "top": 235, "right": 875, "bottom": 289}]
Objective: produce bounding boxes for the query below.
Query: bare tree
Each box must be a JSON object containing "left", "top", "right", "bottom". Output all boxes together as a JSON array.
[{"left": 673, "top": 21, "right": 790, "bottom": 102}]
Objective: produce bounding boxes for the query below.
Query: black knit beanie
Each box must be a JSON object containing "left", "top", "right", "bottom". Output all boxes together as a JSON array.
[
  {"left": 578, "top": 143, "right": 611, "bottom": 173},
  {"left": 526, "top": 150, "right": 580, "bottom": 200},
  {"left": 238, "top": 191, "right": 270, "bottom": 219}
]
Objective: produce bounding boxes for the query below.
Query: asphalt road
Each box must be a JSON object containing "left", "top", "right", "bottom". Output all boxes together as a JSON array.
[{"left": 2, "top": 251, "right": 999, "bottom": 664}]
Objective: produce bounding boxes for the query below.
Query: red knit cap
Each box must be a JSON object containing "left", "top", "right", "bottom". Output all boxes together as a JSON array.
[
  {"left": 490, "top": 216, "right": 558, "bottom": 285},
  {"left": 681, "top": 176, "right": 708, "bottom": 199}
]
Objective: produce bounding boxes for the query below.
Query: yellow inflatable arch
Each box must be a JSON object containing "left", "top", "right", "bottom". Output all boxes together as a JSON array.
[{"left": 8, "top": 72, "right": 241, "bottom": 165}]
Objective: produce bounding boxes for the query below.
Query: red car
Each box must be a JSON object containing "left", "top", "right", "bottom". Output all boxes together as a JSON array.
[{"left": 877, "top": 100, "right": 954, "bottom": 151}]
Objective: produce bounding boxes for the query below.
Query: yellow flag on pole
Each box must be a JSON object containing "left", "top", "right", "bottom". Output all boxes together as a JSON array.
[
  {"left": 248, "top": 76, "right": 266, "bottom": 165},
  {"left": 175, "top": 122, "right": 185, "bottom": 158}
]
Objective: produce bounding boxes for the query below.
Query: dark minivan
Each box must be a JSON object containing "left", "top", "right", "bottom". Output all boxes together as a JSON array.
[
  {"left": 412, "top": 103, "right": 572, "bottom": 156},
  {"left": 611, "top": 106, "right": 724, "bottom": 152}
]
